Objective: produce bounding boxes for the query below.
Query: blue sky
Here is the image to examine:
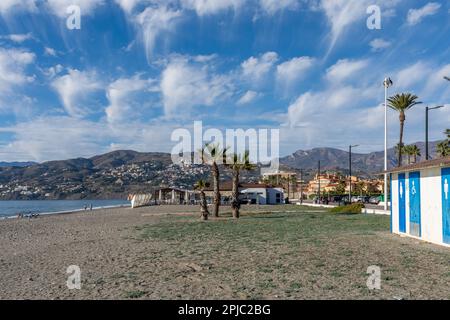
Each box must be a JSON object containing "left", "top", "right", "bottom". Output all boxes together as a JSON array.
[{"left": 0, "top": 0, "right": 449, "bottom": 162}]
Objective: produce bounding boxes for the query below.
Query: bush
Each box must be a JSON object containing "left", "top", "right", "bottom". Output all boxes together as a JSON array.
[{"left": 330, "top": 203, "right": 364, "bottom": 215}]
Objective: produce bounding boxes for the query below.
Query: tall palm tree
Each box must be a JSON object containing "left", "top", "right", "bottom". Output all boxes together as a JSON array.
[
  {"left": 194, "top": 180, "right": 210, "bottom": 221},
  {"left": 409, "top": 145, "right": 421, "bottom": 164},
  {"left": 225, "top": 151, "right": 256, "bottom": 219},
  {"left": 394, "top": 143, "right": 405, "bottom": 166},
  {"left": 200, "top": 143, "right": 228, "bottom": 218},
  {"left": 445, "top": 129, "right": 450, "bottom": 139},
  {"left": 436, "top": 140, "right": 450, "bottom": 158},
  {"left": 387, "top": 93, "right": 422, "bottom": 167}
]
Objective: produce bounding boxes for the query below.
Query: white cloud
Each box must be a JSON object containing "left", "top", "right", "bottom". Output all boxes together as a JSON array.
[
  {"left": 51, "top": 69, "right": 103, "bottom": 117},
  {"left": 407, "top": 2, "right": 441, "bottom": 26},
  {"left": 394, "top": 61, "right": 432, "bottom": 90},
  {"left": 42, "top": 64, "right": 64, "bottom": 79},
  {"left": 180, "top": 0, "right": 243, "bottom": 15},
  {"left": 325, "top": 59, "right": 369, "bottom": 83},
  {"left": 259, "top": 0, "right": 299, "bottom": 15},
  {"left": 0, "top": 0, "right": 38, "bottom": 14},
  {"left": 106, "top": 75, "right": 151, "bottom": 123},
  {"left": 318, "top": 0, "right": 401, "bottom": 54},
  {"left": 0, "top": 116, "right": 181, "bottom": 162},
  {"left": 276, "top": 56, "right": 315, "bottom": 88},
  {"left": 237, "top": 90, "right": 259, "bottom": 105},
  {"left": 160, "top": 57, "right": 233, "bottom": 116},
  {"left": 241, "top": 51, "right": 278, "bottom": 82},
  {"left": 135, "top": 5, "right": 182, "bottom": 63},
  {"left": 44, "top": 47, "right": 57, "bottom": 57},
  {"left": 1, "top": 33, "right": 33, "bottom": 43},
  {"left": 115, "top": 0, "right": 144, "bottom": 14},
  {"left": 45, "top": 0, "right": 105, "bottom": 17},
  {"left": 0, "top": 48, "right": 35, "bottom": 94},
  {"left": 369, "top": 38, "right": 391, "bottom": 52}
]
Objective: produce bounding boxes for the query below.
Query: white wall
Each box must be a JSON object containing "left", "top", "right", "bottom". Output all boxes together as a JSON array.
[
  {"left": 391, "top": 167, "right": 445, "bottom": 246},
  {"left": 420, "top": 167, "right": 443, "bottom": 245},
  {"left": 240, "top": 188, "right": 268, "bottom": 205},
  {"left": 267, "top": 188, "right": 284, "bottom": 205},
  {"left": 391, "top": 173, "right": 399, "bottom": 234}
]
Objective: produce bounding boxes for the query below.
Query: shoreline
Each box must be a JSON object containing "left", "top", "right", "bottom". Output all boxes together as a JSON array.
[{"left": 0, "top": 203, "right": 131, "bottom": 221}]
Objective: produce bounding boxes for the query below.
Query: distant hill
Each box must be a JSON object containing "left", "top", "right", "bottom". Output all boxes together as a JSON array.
[
  {"left": 0, "top": 162, "right": 36, "bottom": 168},
  {"left": 279, "top": 141, "right": 440, "bottom": 175}
]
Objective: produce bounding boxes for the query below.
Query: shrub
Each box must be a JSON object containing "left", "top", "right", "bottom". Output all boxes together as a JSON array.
[{"left": 330, "top": 203, "right": 364, "bottom": 215}]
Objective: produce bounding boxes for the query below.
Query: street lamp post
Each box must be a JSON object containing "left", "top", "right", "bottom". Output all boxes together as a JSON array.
[
  {"left": 426, "top": 105, "right": 445, "bottom": 160},
  {"left": 300, "top": 169, "right": 304, "bottom": 205},
  {"left": 349, "top": 145, "right": 359, "bottom": 202},
  {"left": 383, "top": 77, "right": 393, "bottom": 212},
  {"left": 317, "top": 161, "right": 321, "bottom": 204}
]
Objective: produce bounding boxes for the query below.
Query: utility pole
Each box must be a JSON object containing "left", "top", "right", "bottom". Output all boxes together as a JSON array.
[
  {"left": 349, "top": 145, "right": 359, "bottom": 202},
  {"left": 300, "top": 169, "right": 303, "bottom": 204},
  {"left": 317, "top": 161, "right": 321, "bottom": 204},
  {"left": 383, "top": 77, "right": 393, "bottom": 212}
]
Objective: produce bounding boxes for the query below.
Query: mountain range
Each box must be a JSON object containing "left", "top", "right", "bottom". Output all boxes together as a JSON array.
[{"left": 0, "top": 141, "right": 442, "bottom": 200}]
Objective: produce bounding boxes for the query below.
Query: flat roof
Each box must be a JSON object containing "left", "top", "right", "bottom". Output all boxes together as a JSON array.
[{"left": 383, "top": 156, "right": 450, "bottom": 174}]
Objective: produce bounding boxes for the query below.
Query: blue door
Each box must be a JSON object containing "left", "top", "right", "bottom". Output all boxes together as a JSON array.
[
  {"left": 409, "top": 172, "right": 421, "bottom": 237},
  {"left": 398, "top": 173, "right": 406, "bottom": 233},
  {"left": 442, "top": 168, "right": 450, "bottom": 244}
]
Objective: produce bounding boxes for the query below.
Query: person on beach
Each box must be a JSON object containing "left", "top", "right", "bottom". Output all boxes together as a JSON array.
[{"left": 90, "top": 203, "right": 93, "bottom": 211}]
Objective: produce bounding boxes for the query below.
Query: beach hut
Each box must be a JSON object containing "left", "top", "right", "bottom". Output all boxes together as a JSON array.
[{"left": 386, "top": 156, "right": 450, "bottom": 247}]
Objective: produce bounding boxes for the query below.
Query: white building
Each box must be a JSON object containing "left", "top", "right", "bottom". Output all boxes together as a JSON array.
[
  {"left": 204, "top": 182, "right": 285, "bottom": 205},
  {"left": 387, "top": 156, "right": 450, "bottom": 247},
  {"left": 240, "top": 185, "right": 285, "bottom": 205}
]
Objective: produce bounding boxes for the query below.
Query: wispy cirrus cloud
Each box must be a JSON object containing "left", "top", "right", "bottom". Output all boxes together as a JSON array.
[{"left": 407, "top": 2, "right": 441, "bottom": 26}]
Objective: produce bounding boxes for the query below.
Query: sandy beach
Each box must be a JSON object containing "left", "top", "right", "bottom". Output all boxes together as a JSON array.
[{"left": 1, "top": 205, "right": 449, "bottom": 300}]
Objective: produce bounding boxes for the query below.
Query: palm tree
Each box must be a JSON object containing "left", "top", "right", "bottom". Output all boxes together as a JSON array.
[
  {"left": 224, "top": 151, "right": 256, "bottom": 219},
  {"left": 387, "top": 93, "right": 422, "bottom": 167},
  {"left": 436, "top": 140, "right": 450, "bottom": 158},
  {"left": 403, "top": 145, "right": 413, "bottom": 165},
  {"left": 200, "top": 143, "right": 228, "bottom": 218},
  {"left": 395, "top": 143, "right": 405, "bottom": 166},
  {"left": 194, "top": 180, "right": 210, "bottom": 221},
  {"left": 409, "top": 145, "right": 421, "bottom": 163},
  {"left": 445, "top": 129, "right": 450, "bottom": 139}
]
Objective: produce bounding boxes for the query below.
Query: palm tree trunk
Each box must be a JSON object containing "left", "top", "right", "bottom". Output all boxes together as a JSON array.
[
  {"left": 200, "top": 191, "right": 209, "bottom": 220},
  {"left": 212, "top": 162, "right": 220, "bottom": 217},
  {"left": 398, "top": 113, "right": 405, "bottom": 167},
  {"left": 231, "top": 170, "right": 240, "bottom": 219}
]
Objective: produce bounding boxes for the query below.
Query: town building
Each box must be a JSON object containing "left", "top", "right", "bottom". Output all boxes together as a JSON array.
[
  {"left": 204, "top": 182, "right": 285, "bottom": 205},
  {"left": 386, "top": 156, "right": 450, "bottom": 247}
]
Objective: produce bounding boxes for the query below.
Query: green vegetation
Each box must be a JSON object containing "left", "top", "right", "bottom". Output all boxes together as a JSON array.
[
  {"left": 329, "top": 203, "right": 364, "bottom": 215},
  {"left": 387, "top": 93, "right": 422, "bottom": 167},
  {"left": 127, "top": 206, "right": 450, "bottom": 299}
]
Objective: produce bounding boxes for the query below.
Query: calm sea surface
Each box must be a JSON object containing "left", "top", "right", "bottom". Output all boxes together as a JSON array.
[{"left": 0, "top": 200, "right": 130, "bottom": 218}]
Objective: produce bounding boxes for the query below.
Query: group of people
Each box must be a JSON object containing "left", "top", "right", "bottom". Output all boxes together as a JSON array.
[{"left": 84, "top": 204, "right": 93, "bottom": 211}]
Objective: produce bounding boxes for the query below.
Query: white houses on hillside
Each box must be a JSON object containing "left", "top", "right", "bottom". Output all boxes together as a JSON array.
[{"left": 386, "top": 156, "right": 450, "bottom": 247}]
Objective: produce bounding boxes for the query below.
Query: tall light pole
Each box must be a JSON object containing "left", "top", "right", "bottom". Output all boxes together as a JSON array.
[
  {"left": 299, "top": 169, "right": 304, "bottom": 204},
  {"left": 383, "top": 77, "right": 393, "bottom": 212},
  {"left": 317, "top": 161, "right": 321, "bottom": 204},
  {"left": 426, "top": 105, "right": 444, "bottom": 160},
  {"left": 349, "top": 145, "right": 359, "bottom": 202}
]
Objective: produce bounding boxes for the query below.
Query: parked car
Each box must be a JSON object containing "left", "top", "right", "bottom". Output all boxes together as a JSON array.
[{"left": 369, "top": 196, "right": 381, "bottom": 205}]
